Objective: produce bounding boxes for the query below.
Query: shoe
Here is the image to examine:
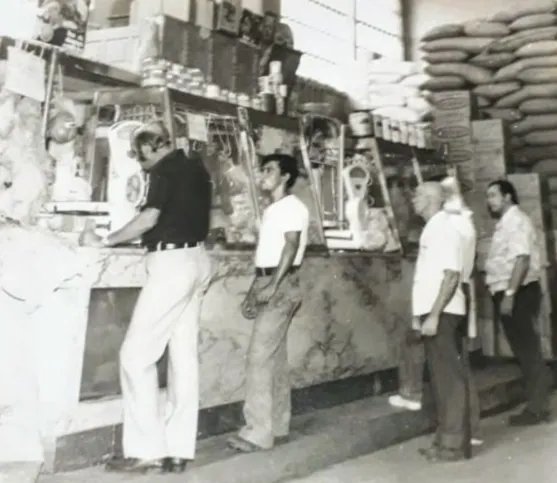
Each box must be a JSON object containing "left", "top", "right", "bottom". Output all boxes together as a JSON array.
[
  {"left": 275, "top": 435, "right": 290, "bottom": 445},
  {"left": 418, "top": 444, "right": 438, "bottom": 459},
  {"left": 105, "top": 456, "right": 163, "bottom": 473},
  {"left": 509, "top": 409, "right": 550, "bottom": 426},
  {"left": 420, "top": 445, "right": 464, "bottom": 463},
  {"left": 162, "top": 457, "right": 188, "bottom": 473},
  {"left": 227, "top": 435, "right": 267, "bottom": 452},
  {"left": 388, "top": 394, "right": 422, "bottom": 411}
]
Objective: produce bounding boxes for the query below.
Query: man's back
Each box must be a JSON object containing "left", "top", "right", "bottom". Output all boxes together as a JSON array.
[
  {"left": 142, "top": 149, "right": 212, "bottom": 246},
  {"left": 449, "top": 208, "right": 477, "bottom": 283}
]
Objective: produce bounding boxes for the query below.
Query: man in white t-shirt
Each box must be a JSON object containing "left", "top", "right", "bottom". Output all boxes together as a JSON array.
[
  {"left": 411, "top": 182, "right": 470, "bottom": 463},
  {"left": 227, "top": 153, "right": 309, "bottom": 452}
]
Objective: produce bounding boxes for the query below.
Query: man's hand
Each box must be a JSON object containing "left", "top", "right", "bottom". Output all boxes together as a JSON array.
[
  {"left": 500, "top": 294, "right": 514, "bottom": 317},
  {"left": 79, "top": 221, "right": 104, "bottom": 247},
  {"left": 411, "top": 316, "right": 421, "bottom": 331},
  {"left": 254, "top": 283, "right": 276, "bottom": 304},
  {"left": 421, "top": 314, "right": 439, "bottom": 337},
  {"left": 241, "top": 293, "right": 258, "bottom": 320}
]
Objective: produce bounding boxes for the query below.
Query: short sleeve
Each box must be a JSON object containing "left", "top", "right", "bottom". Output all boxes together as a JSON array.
[
  {"left": 281, "top": 201, "right": 309, "bottom": 233},
  {"left": 507, "top": 216, "right": 531, "bottom": 258},
  {"left": 437, "top": 225, "right": 463, "bottom": 273},
  {"left": 142, "top": 173, "right": 168, "bottom": 210}
]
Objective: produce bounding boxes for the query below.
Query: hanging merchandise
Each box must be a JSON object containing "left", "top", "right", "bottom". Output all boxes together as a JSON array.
[{"left": 47, "top": 66, "right": 78, "bottom": 144}]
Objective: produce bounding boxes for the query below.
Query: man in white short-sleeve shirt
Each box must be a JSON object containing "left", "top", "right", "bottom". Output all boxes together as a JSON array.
[
  {"left": 411, "top": 182, "right": 470, "bottom": 463},
  {"left": 484, "top": 179, "right": 550, "bottom": 426},
  {"left": 228, "top": 154, "right": 309, "bottom": 452},
  {"left": 389, "top": 181, "right": 482, "bottom": 449}
]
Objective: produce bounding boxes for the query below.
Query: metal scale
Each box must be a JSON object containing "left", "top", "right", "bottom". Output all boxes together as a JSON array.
[{"left": 105, "top": 120, "right": 148, "bottom": 233}]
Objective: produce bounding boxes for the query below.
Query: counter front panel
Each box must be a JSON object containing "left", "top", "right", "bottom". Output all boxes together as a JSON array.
[{"left": 78, "top": 251, "right": 414, "bottom": 407}]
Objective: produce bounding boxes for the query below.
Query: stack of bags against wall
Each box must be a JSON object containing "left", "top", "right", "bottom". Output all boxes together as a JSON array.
[
  {"left": 360, "top": 60, "right": 433, "bottom": 147},
  {"left": 420, "top": 2, "right": 557, "bottom": 174}
]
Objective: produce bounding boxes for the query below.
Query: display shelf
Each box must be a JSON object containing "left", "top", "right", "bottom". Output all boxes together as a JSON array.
[{"left": 0, "top": 36, "right": 140, "bottom": 88}]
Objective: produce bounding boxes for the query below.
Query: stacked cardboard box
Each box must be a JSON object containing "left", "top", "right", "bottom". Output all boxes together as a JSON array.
[
  {"left": 431, "top": 90, "right": 475, "bottom": 192},
  {"left": 468, "top": 119, "right": 508, "bottom": 267}
]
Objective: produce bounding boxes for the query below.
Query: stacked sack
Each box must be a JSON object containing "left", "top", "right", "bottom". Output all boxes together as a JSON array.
[
  {"left": 350, "top": 59, "right": 433, "bottom": 147},
  {"left": 420, "top": 1, "right": 557, "bottom": 172}
]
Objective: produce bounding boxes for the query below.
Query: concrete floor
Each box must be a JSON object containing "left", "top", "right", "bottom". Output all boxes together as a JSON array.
[
  {"left": 37, "top": 399, "right": 557, "bottom": 483},
  {"left": 32, "top": 364, "right": 529, "bottom": 483},
  {"left": 289, "top": 398, "right": 557, "bottom": 483}
]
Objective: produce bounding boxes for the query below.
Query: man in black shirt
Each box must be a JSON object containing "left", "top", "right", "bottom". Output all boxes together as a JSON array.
[{"left": 81, "top": 121, "right": 212, "bottom": 474}]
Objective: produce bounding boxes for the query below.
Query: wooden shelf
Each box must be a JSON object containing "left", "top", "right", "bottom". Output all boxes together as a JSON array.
[{"left": 169, "top": 89, "right": 299, "bottom": 133}]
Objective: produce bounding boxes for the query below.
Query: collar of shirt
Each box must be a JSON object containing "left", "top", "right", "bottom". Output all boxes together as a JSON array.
[{"left": 496, "top": 204, "right": 519, "bottom": 228}]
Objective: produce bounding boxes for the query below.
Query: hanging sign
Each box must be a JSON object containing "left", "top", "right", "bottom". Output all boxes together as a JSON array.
[
  {"left": 4, "top": 46, "right": 46, "bottom": 102},
  {"left": 186, "top": 113, "right": 208, "bottom": 143}
]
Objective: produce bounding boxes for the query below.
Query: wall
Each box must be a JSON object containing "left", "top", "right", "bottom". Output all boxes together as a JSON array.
[{"left": 407, "top": 0, "right": 553, "bottom": 60}]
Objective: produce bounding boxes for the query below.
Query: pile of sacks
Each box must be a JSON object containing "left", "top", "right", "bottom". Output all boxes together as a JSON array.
[
  {"left": 420, "top": 1, "right": 557, "bottom": 172},
  {"left": 350, "top": 59, "right": 433, "bottom": 147}
]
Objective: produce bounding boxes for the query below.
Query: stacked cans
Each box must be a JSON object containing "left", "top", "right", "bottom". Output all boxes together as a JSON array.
[
  {"left": 140, "top": 57, "right": 279, "bottom": 110},
  {"left": 141, "top": 58, "right": 170, "bottom": 87},
  {"left": 371, "top": 113, "right": 433, "bottom": 149},
  {"left": 141, "top": 58, "right": 209, "bottom": 95},
  {"left": 258, "top": 61, "right": 288, "bottom": 114}
]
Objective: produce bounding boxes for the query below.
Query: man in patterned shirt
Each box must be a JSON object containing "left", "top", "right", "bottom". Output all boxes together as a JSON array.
[{"left": 485, "top": 179, "right": 551, "bottom": 426}]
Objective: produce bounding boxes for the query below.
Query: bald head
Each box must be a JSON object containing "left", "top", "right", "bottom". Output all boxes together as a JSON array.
[
  {"left": 413, "top": 181, "right": 444, "bottom": 220},
  {"left": 441, "top": 176, "right": 466, "bottom": 213},
  {"left": 416, "top": 182, "right": 443, "bottom": 202}
]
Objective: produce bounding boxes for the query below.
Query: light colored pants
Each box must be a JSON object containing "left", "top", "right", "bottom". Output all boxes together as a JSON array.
[
  {"left": 120, "top": 246, "right": 212, "bottom": 460},
  {"left": 239, "top": 272, "right": 302, "bottom": 449}
]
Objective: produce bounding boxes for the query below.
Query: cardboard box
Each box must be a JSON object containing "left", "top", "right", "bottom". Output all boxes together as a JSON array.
[
  {"left": 472, "top": 119, "right": 507, "bottom": 182},
  {"left": 431, "top": 90, "right": 475, "bottom": 191},
  {"left": 508, "top": 173, "right": 554, "bottom": 267}
]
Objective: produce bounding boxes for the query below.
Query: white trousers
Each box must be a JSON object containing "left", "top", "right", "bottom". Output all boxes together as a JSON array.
[{"left": 120, "top": 246, "right": 212, "bottom": 460}]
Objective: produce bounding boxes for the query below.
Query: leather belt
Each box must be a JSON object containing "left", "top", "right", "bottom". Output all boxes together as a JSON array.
[
  {"left": 255, "top": 266, "right": 300, "bottom": 277},
  {"left": 146, "top": 241, "right": 203, "bottom": 252}
]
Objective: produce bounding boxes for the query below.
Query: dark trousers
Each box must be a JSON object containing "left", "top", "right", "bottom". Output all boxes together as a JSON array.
[
  {"left": 492, "top": 282, "right": 551, "bottom": 414},
  {"left": 424, "top": 313, "right": 468, "bottom": 449}
]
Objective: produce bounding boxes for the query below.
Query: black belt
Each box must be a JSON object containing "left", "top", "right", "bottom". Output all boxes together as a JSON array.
[
  {"left": 255, "top": 266, "right": 300, "bottom": 277},
  {"left": 145, "top": 241, "right": 203, "bottom": 252}
]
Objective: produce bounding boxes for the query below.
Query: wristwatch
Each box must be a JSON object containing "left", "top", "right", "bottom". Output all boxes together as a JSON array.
[{"left": 504, "top": 288, "right": 515, "bottom": 297}]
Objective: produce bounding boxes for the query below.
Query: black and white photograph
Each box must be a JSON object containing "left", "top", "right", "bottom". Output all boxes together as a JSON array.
[{"left": 0, "top": 1, "right": 556, "bottom": 483}]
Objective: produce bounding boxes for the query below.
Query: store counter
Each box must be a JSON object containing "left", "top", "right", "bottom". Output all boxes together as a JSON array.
[{"left": 0, "top": 239, "right": 415, "bottom": 471}]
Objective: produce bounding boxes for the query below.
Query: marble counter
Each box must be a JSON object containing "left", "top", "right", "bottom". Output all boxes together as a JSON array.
[
  {"left": 75, "top": 248, "right": 413, "bottom": 407},
  {"left": 0, "top": 235, "right": 415, "bottom": 466}
]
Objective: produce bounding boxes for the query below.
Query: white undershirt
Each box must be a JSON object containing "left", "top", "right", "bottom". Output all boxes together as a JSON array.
[{"left": 254, "top": 194, "right": 309, "bottom": 268}]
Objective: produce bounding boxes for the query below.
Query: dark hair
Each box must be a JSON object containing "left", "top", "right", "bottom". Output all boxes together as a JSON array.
[
  {"left": 132, "top": 127, "right": 171, "bottom": 159},
  {"left": 260, "top": 153, "right": 299, "bottom": 190},
  {"left": 487, "top": 179, "right": 519, "bottom": 205}
]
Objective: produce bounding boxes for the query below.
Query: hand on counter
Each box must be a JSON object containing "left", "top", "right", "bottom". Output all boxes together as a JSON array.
[
  {"left": 241, "top": 291, "right": 259, "bottom": 320},
  {"left": 79, "top": 220, "right": 104, "bottom": 247},
  {"left": 254, "top": 283, "right": 276, "bottom": 304}
]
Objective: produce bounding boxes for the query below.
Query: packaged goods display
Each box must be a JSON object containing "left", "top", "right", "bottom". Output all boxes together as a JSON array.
[{"left": 350, "top": 60, "right": 433, "bottom": 148}]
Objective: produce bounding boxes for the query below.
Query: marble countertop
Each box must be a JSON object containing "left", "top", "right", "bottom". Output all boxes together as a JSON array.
[{"left": 77, "top": 245, "right": 409, "bottom": 260}]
